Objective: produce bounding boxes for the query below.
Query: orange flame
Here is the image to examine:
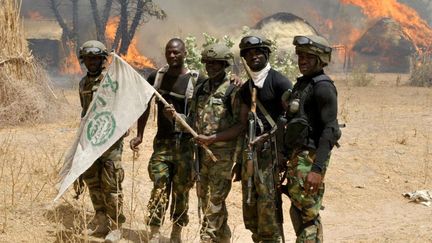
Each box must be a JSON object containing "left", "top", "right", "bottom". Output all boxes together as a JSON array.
[
  {"left": 60, "top": 40, "right": 82, "bottom": 75},
  {"left": 341, "top": 0, "right": 432, "bottom": 53},
  {"left": 26, "top": 10, "right": 44, "bottom": 20},
  {"left": 105, "top": 17, "right": 155, "bottom": 69}
]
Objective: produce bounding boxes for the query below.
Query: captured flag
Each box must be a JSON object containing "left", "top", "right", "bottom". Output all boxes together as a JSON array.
[{"left": 55, "top": 53, "right": 155, "bottom": 201}]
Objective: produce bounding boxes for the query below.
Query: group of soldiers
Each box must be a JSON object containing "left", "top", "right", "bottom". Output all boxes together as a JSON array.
[{"left": 75, "top": 32, "right": 341, "bottom": 243}]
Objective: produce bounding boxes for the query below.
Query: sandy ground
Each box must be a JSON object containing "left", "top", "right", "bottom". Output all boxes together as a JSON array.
[{"left": 0, "top": 73, "right": 431, "bottom": 242}]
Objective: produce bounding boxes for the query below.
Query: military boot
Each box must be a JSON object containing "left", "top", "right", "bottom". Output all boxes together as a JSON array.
[
  {"left": 104, "top": 219, "right": 122, "bottom": 243},
  {"left": 83, "top": 211, "right": 110, "bottom": 236},
  {"left": 170, "top": 224, "right": 182, "bottom": 243},
  {"left": 148, "top": 225, "right": 161, "bottom": 243}
]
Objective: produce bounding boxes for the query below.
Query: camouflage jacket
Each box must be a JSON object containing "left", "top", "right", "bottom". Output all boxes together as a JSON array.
[
  {"left": 79, "top": 72, "right": 105, "bottom": 118},
  {"left": 190, "top": 76, "right": 241, "bottom": 149}
]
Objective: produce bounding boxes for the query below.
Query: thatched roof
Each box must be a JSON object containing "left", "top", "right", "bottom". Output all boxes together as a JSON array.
[
  {"left": 254, "top": 12, "right": 318, "bottom": 52},
  {"left": 353, "top": 17, "right": 415, "bottom": 56},
  {"left": 23, "top": 19, "right": 62, "bottom": 40}
]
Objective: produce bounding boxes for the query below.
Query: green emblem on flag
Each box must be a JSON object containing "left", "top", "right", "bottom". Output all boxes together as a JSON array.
[{"left": 87, "top": 111, "right": 116, "bottom": 146}]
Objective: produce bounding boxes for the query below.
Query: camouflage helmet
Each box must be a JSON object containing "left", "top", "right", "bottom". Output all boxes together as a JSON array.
[
  {"left": 239, "top": 34, "right": 272, "bottom": 57},
  {"left": 79, "top": 40, "right": 109, "bottom": 59},
  {"left": 293, "top": 35, "right": 332, "bottom": 65},
  {"left": 201, "top": 43, "right": 234, "bottom": 66}
]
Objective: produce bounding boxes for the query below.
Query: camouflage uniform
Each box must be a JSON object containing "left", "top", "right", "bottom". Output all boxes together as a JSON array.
[
  {"left": 79, "top": 73, "right": 126, "bottom": 224},
  {"left": 146, "top": 137, "right": 193, "bottom": 227},
  {"left": 145, "top": 70, "right": 199, "bottom": 229},
  {"left": 241, "top": 138, "right": 282, "bottom": 243},
  {"left": 190, "top": 77, "right": 241, "bottom": 242},
  {"left": 285, "top": 151, "right": 328, "bottom": 242}
]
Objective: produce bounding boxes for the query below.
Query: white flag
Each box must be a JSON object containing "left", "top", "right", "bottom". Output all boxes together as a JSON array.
[{"left": 55, "top": 53, "right": 155, "bottom": 201}]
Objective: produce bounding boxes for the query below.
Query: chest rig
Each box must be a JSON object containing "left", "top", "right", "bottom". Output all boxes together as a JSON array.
[{"left": 283, "top": 74, "right": 333, "bottom": 153}]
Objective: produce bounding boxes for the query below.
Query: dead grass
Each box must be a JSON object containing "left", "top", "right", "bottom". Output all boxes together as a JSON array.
[
  {"left": 0, "top": 0, "right": 60, "bottom": 126},
  {"left": 0, "top": 75, "right": 431, "bottom": 242}
]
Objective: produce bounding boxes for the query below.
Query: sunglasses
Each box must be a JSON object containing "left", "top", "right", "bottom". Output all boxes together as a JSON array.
[{"left": 293, "top": 36, "right": 332, "bottom": 53}]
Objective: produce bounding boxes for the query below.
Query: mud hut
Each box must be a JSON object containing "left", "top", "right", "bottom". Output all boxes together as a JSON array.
[
  {"left": 352, "top": 17, "right": 415, "bottom": 73},
  {"left": 254, "top": 12, "right": 318, "bottom": 52},
  {"left": 23, "top": 19, "right": 64, "bottom": 71}
]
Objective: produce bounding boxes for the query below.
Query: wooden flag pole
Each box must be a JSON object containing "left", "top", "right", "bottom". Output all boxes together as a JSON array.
[{"left": 152, "top": 91, "right": 218, "bottom": 162}]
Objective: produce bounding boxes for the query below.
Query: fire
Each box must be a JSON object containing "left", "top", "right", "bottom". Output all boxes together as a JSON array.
[
  {"left": 26, "top": 10, "right": 43, "bottom": 20},
  {"left": 341, "top": 0, "right": 432, "bottom": 53},
  {"left": 105, "top": 17, "right": 155, "bottom": 69},
  {"left": 60, "top": 40, "right": 82, "bottom": 75}
]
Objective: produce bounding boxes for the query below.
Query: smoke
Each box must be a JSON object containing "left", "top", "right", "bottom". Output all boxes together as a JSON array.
[{"left": 21, "top": 0, "right": 431, "bottom": 66}]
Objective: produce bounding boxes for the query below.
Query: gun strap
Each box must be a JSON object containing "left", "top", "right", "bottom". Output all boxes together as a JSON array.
[
  {"left": 248, "top": 81, "right": 276, "bottom": 130},
  {"left": 256, "top": 99, "right": 276, "bottom": 128}
]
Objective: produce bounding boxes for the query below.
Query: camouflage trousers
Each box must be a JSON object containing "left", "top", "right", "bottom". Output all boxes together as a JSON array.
[
  {"left": 146, "top": 137, "right": 193, "bottom": 227},
  {"left": 198, "top": 147, "right": 234, "bottom": 242},
  {"left": 286, "top": 150, "right": 329, "bottom": 243},
  {"left": 82, "top": 139, "right": 125, "bottom": 224},
  {"left": 241, "top": 141, "right": 282, "bottom": 243}
]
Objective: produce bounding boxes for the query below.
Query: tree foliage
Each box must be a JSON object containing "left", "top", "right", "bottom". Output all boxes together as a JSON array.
[{"left": 185, "top": 29, "right": 299, "bottom": 82}]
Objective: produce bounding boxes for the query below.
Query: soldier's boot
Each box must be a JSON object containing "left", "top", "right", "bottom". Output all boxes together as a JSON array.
[
  {"left": 83, "top": 211, "right": 110, "bottom": 236},
  {"left": 170, "top": 224, "right": 182, "bottom": 243},
  {"left": 104, "top": 219, "right": 122, "bottom": 243},
  {"left": 219, "top": 236, "right": 231, "bottom": 243},
  {"left": 148, "top": 225, "right": 161, "bottom": 243},
  {"left": 200, "top": 238, "right": 213, "bottom": 243}
]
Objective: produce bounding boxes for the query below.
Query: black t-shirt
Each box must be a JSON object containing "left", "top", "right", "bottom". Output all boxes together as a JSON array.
[
  {"left": 147, "top": 70, "right": 204, "bottom": 139},
  {"left": 239, "top": 68, "right": 293, "bottom": 134},
  {"left": 293, "top": 70, "right": 339, "bottom": 172}
]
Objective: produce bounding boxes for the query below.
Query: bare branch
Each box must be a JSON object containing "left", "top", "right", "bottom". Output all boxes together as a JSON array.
[
  {"left": 71, "top": 0, "right": 79, "bottom": 43},
  {"left": 102, "top": 0, "right": 113, "bottom": 27},
  {"left": 49, "top": 0, "right": 73, "bottom": 39},
  {"left": 90, "top": 0, "right": 105, "bottom": 42}
]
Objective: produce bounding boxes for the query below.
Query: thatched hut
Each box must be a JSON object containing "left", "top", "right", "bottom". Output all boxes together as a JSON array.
[
  {"left": 254, "top": 12, "right": 318, "bottom": 52},
  {"left": 352, "top": 17, "right": 415, "bottom": 73},
  {"left": 1, "top": 2, "right": 58, "bottom": 125},
  {"left": 23, "top": 19, "right": 64, "bottom": 70}
]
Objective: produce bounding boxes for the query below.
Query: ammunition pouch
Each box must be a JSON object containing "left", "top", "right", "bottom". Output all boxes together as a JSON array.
[{"left": 283, "top": 116, "right": 311, "bottom": 155}]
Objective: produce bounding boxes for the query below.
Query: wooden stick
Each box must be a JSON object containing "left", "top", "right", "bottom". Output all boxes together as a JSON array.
[{"left": 152, "top": 90, "right": 218, "bottom": 162}]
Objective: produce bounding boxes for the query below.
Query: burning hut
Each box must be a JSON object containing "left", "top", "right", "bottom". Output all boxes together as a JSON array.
[
  {"left": 23, "top": 19, "right": 64, "bottom": 71},
  {"left": 254, "top": 12, "right": 318, "bottom": 52},
  {"left": 352, "top": 18, "right": 415, "bottom": 73}
]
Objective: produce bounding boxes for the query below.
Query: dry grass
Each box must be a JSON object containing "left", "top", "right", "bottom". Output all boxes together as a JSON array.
[
  {"left": 0, "top": 77, "right": 432, "bottom": 242},
  {"left": 0, "top": 0, "right": 59, "bottom": 126}
]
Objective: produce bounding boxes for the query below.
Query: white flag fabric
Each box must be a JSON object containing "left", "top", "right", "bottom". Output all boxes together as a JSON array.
[{"left": 55, "top": 53, "right": 155, "bottom": 201}]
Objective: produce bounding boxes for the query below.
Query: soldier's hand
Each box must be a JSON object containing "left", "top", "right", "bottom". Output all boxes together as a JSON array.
[
  {"left": 163, "top": 104, "right": 176, "bottom": 120},
  {"left": 129, "top": 136, "right": 142, "bottom": 152},
  {"left": 304, "top": 171, "right": 322, "bottom": 195},
  {"left": 195, "top": 134, "right": 216, "bottom": 146},
  {"left": 230, "top": 74, "right": 243, "bottom": 87}
]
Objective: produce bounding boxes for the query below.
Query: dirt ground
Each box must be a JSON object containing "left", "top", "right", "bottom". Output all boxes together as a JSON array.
[{"left": 0, "top": 73, "right": 431, "bottom": 242}]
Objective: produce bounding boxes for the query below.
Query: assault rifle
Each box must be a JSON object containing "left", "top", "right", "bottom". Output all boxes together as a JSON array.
[
  {"left": 193, "top": 143, "right": 202, "bottom": 223},
  {"left": 246, "top": 87, "right": 257, "bottom": 205}
]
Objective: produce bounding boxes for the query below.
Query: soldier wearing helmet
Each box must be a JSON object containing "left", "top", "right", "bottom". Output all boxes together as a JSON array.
[
  {"left": 75, "top": 40, "right": 125, "bottom": 242},
  {"left": 188, "top": 43, "right": 244, "bottom": 243},
  {"left": 281, "top": 34, "right": 341, "bottom": 243},
  {"left": 237, "top": 34, "right": 293, "bottom": 243}
]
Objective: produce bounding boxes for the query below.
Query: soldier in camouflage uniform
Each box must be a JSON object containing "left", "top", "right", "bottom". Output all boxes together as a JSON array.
[
  {"left": 189, "top": 43, "right": 245, "bottom": 243},
  {"left": 130, "top": 38, "right": 203, "bottom": 243},
  {"left": 237, "top": 35, "right": 293, "bottom": 243},
  {"left": 282, "top": 35, "right": 341, "bottom": 243},
  {"left": 77, "top": 40, "right": 125, "bottom": 242}
]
